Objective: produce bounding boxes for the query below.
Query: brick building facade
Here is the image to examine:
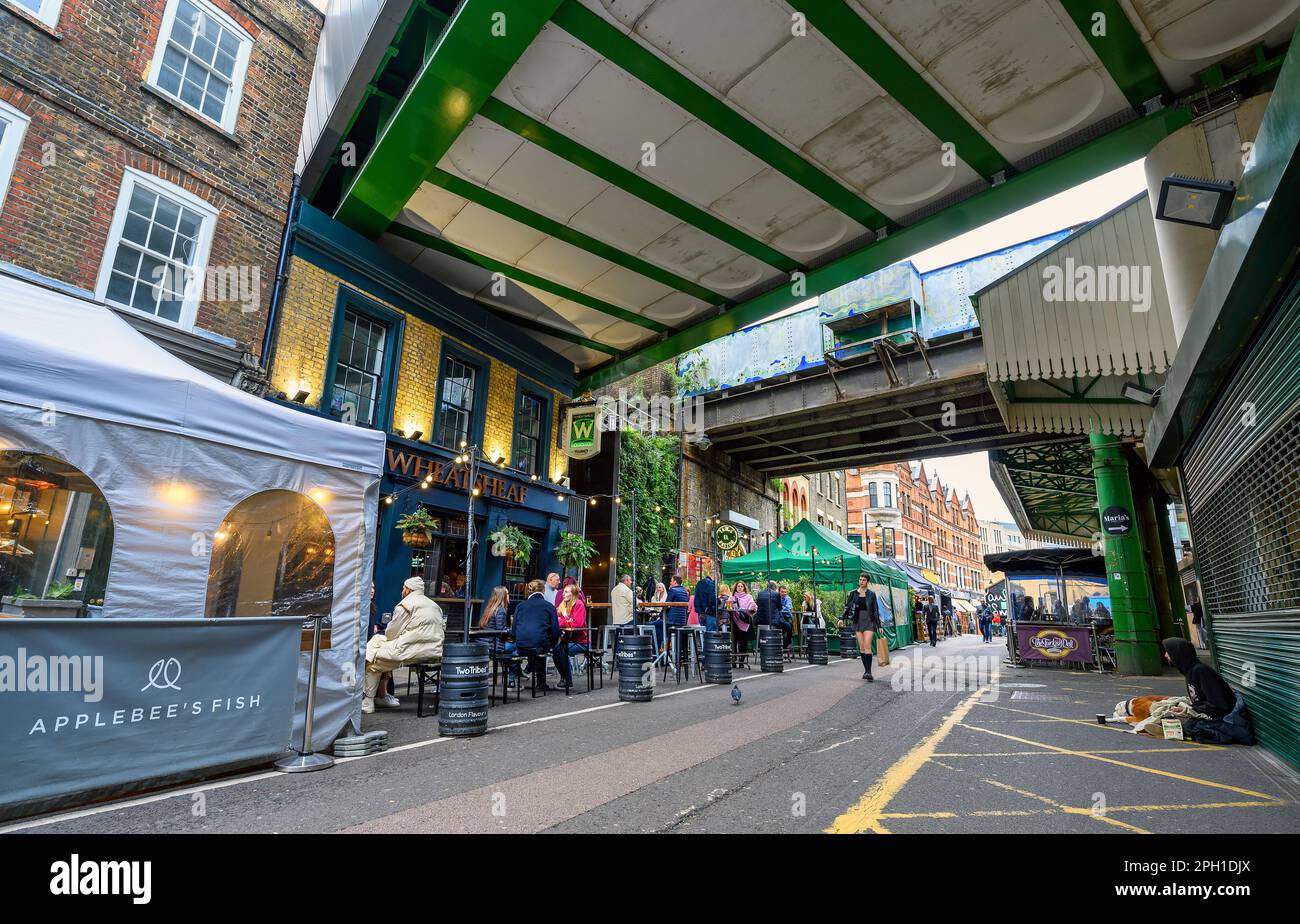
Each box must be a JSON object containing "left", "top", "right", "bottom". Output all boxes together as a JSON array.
[
  {"left": 0, "top": 0, "right": 321, "bottom": 381},
  {"left": 848, "top": 462, "right": 985, "bottom": 597}
]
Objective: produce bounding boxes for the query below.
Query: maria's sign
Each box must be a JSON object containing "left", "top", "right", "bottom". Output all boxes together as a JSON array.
[
  {"left": 1014, "top": 624, "right": 1094, "bottom": 664},
  {"left": 386, "top": 449, "right": 530, "bottom": 505},
  {"left": 1101, "top": 505, "right": 1133, "bottom": 536}
]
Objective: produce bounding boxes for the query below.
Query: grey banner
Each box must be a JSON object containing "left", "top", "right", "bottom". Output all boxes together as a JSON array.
[{"left": 0, "top": 617, "right": 302, "bottom": 817}]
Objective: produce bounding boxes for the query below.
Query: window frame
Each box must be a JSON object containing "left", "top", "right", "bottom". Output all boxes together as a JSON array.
[
  {"left": 4, "top": 0, "right": 63, "bottom": 27},
  {"left": 433, "top": 341, "right": 488, "bottom": 451},
  {"left": 510, "top": 381, "right": 551, "bottom": 478},
  {"left": 94, "top": 167, "right": 218, "bottom": 330},
  {"left": 146, "top": 0, "right": 253, "bottom": 134},
  {"left": 0, "top": 98, "right": 29, "bottom": 216},
  {"left": 321, "top": 287, "right": 405, "bottom": 432}
]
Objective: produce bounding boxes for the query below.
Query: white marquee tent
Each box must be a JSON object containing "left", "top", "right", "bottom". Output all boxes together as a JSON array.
[{"left": 0, "top": 273, "right": 386, "bottom": 750}]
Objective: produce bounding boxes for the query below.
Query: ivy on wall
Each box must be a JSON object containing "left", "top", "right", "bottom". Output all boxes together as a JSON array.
[{"left": 616, "top": 428, "right": 680, "bottom": 588}]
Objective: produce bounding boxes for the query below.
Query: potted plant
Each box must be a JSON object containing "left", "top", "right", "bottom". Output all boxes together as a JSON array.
[
  {"left": 395, "top": 508, "right": 438, "bottom": 548},
  {"left": 16, "top": 582, "right": 84, "bottom": 618},
  {"left": 555, "top": 531, "right": 597, "bottom": 580},
  {"left": 488, "top": 523, "right": 533, "bottom": 564}
]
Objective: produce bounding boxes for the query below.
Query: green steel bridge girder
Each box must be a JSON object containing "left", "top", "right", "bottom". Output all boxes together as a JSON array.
[
  {"left": 334, "top": 0, "right": 565, "bottom": 238},
  {"left": 578, "top": 103, "right": 1192, "bottom": 393}
]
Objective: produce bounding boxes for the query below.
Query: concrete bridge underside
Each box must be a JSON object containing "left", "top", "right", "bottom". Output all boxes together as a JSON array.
[{"left": 701, "top": 336, "right": 1078, "bottom": 478}]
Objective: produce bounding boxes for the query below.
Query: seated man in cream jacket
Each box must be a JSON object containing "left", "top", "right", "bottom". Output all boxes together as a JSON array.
[
  {"left": 363, "top": 577, "right": 445, "bottom": 713},
  {"left": 611, "top": 573, "right": 636, "bottom": 626}
]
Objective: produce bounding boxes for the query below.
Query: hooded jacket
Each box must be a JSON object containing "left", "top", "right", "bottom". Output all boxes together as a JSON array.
[{"left": 1163, "top": 638, "right": 1235, "bottom": 719}]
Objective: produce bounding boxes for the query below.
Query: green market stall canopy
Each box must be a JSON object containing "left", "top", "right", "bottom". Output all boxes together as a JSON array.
[
  {"left": 721, "top": 517, "right": 906, "bottom": 590},
  {"left": 298, "top": 0, "right": 1296, "bottom": 387}
]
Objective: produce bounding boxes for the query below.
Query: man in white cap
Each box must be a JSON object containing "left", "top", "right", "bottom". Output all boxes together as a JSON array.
[{"left": 362, "top": 577, "right": 446, "bottom": 714}]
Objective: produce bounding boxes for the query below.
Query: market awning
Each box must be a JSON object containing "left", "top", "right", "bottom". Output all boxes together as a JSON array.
[
  {"left": 296, "top": 0, "right": 1296, "bottom": 384},
  {"left": 720, "top": 517, "right": 905, "bottom": 588},
  {"left": 984, "top": 548, "right": 1105, "bottom": 577}
]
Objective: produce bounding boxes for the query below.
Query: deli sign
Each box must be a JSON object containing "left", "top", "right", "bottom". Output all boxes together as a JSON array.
[{"left": 1014, "top": 625, "right": 1094, "bottom": 664}]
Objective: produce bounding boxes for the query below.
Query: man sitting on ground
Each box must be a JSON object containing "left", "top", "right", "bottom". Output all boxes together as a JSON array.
[{"left": 363, "top": 577, "right": 445, "bottom": 714}]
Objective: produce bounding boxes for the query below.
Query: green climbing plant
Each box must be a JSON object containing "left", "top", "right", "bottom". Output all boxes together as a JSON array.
[{"left": 616, "top": 429, "right": 680, "bottom": 588}]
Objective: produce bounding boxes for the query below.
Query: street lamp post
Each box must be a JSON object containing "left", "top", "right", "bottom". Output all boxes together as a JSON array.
[{"left": 454, "top": 441, "right": 480, "bottom": 645}]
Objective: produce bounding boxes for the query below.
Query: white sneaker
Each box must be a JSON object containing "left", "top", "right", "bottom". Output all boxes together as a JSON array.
[
  {"left": 361, "top": 697, "right": 375, "bottom": 714},
  {"left": 378, "top": 694, "right": 401, "bottom": 708}
]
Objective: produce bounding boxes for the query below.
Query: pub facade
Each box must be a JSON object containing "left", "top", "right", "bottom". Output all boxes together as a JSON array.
[{"left": 266, "top": 202, "right": 578, "bottom": 621}]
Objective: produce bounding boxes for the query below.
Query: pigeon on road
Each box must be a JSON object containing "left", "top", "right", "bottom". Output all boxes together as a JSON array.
[{"left": 731, "top": 684, "right": 742, "bottom": 706}]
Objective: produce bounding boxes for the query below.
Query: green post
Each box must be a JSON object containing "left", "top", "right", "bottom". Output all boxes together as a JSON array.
[{"left": 1089, "top": 431, "right": 1163, "bottom": 675}]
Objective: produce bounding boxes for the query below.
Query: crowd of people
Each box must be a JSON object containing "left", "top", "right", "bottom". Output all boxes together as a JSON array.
[{"left": 360, "top": 567, "right": 1016, "bottom": 712}]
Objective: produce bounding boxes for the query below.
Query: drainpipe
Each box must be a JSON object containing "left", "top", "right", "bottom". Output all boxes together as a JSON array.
[
  {"left": 260, "top": 173, "right": 303, "bottom": 373},
  {"left": 1089, "top": 431, "right": 1162, "bottom": 675}
]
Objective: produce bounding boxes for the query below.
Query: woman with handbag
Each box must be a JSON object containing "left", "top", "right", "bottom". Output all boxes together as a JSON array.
[{"left": 841, "top": 573, "right": 882, "bottom": 681}]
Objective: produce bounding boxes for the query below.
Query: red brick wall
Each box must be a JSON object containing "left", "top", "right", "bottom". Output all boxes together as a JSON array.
[{"left": 0, "top": 0, "right": 321, "bottom": 353}]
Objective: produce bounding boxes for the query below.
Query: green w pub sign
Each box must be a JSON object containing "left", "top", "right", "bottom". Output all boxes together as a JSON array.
[{"left": 565, "top": 403, "right": 602, "bottom": 460}]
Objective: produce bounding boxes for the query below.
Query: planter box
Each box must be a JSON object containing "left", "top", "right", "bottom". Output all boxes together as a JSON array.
[
  {"left": 0, "top": 596, "right": 23, "bottom": 616},
  {"left": 17, "top": 598, "right": 84, "bottom": 618}
]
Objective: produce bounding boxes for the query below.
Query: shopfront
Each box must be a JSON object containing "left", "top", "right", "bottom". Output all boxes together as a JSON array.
[{"left": 374, "top": 438, "right": 573, "bottom": 624}]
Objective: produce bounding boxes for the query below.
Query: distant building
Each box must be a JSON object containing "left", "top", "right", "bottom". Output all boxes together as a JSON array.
[
  {"left": 848, "top": 462, "right": 983, "bottom": 599},
  {"left": 779, "top": 472, "right": 847, "bottom": 536}
]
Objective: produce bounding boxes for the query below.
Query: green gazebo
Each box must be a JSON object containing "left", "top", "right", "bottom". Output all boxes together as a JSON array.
[{"left": 721, "top": 519, "right": 913, "bottom": 648}]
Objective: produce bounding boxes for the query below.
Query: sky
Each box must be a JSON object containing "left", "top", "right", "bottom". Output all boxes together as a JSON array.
[{"left": 910, "top": 160, "right": 1149, "bottom": 521}]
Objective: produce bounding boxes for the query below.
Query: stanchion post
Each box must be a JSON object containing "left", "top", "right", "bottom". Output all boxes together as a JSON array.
[{"left": 275, "top": 613, "right": 335, "bottom": 773}]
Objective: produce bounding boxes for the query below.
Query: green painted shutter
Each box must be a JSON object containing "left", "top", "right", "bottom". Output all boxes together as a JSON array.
[{"left": 1182, "top": 277, "right": 1300, "bottom": 768}]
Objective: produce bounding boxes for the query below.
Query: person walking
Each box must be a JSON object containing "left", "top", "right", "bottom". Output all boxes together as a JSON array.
[
  {"left": 924, "top": 595, "right": 941, "bottom": 647},
  {"left": 842, "top": 573, "right": 883, "bottom": 681}
]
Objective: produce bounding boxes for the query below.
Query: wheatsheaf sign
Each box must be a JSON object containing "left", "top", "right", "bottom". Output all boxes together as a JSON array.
[
  {"left": 0, "top": 617, "right": 301, "bottom": 819},
  {"left": 386, "top": 449, "right": 531, "bottom": 504}
]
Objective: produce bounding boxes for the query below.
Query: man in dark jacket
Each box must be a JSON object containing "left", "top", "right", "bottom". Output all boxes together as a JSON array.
[
  {"left": 510, "top": 579, "right": 568, "bottom": 690},
  {"left": 924, "top": 595, "right": 941, "bottom": 647},
  {"left": 694, "top": 573, "right": 718, "bottom": 631},
  {"left": 1162, "top": 637, "right": 1253, "bottom": 744},
  {"left": 755, "top": 580, "right": 782, "bottom": 627}
]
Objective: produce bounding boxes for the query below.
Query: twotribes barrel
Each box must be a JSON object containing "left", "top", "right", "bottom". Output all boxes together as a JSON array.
[
  {"left": 804, "top": 627, "right": 828, "bottom": 665},
  {"left": 758, "top": 626, "right": 784, "bottom": 673},
  {"left": 439, "top": 642, "right": 491, "bottom": 737},
  {"left": 617, "top": 633, "right": 655, "bottom": 702},
  {"left": 703, "top": 630, "right": 732, "bottom": 684},
  {"left": 839, "top": 625, "right": 860, "bottom": 659}
]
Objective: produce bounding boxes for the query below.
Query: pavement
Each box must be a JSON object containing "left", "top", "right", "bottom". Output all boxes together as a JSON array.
[{"left": 5, "top": 633, "right": 1298, "bottom": 834}]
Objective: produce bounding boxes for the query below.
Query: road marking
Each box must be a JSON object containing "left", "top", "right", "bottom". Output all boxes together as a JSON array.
[
  {"left": 1, "top": 658, "right": 852, "bottom": 832},
  {"left": 983, "top": 778, "right": 1151, "bottom": 833},
  {"left": 976, "top": 701, "right": 1225, "bottom": 747},
  {"left": 958, "top": 723, "right": 1277, "bottom": 799},
  {"left": 931, "top": 748, "right": 1222, "bottom": 757},
  {"left": 825, "top": 686, "right": 988, "bottom": 834},
  {"left": 814, "top": 735, "right": 864, "bottom": 754}
]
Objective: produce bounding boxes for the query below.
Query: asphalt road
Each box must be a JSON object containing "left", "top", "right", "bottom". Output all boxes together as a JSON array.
[{"left": 7, "top": 633, "right": 1299, "bottom": 834}]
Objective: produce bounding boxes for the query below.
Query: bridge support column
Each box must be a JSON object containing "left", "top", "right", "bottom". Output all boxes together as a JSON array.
[
  {"left": 1089, "top": 431, "right": 1162, "bottom": 675},
  {"left": 1133, "top": 470, "right": 1178, "bottom": 642}
]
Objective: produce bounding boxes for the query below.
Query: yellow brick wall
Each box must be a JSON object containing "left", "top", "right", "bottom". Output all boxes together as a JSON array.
[
  {"left": 268, "top": 257, "right": 336, "bottom": 408},
  {"left": 273, "top": 257, "right": 570, "bottom": 471},
  {"left": 483, "top": 359, "right": 517, "bottom": 462}
]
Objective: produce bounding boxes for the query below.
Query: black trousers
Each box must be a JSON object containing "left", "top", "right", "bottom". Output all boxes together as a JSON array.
[
  {"left": 927, "top": 620, "right": 939, "bottom": 646},
  {"left": 516, "top": 645, "right": 571, "bottom": 685}
]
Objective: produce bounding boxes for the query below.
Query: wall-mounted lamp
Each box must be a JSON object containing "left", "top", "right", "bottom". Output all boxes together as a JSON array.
[
  {"left": 1155, "top": 175, "right": 1235, "bottom": 230},
  {"left": 1121, "top": 381, "right": 1160, "bottom": 407},
  {"left": 409, "top": 430, "right": 423, "bottom": 441},
  {"left": 292, "top": 390, "right": 310, "bottom": 404}
]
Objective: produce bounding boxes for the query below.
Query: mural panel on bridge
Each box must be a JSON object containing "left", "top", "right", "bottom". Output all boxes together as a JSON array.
[{"left": 676, "top": 229, "right": 1076, "bottom": 396}]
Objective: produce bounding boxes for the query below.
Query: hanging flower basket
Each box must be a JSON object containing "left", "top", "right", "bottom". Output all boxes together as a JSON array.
[
  {"left": 489, "top": 524, "right": 533, "bottom": 564},
  {"left": 396, "top": 508, "right": 438, "bottom": 549}
]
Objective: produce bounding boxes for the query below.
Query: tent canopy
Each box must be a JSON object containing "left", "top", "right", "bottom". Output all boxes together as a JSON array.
[
  {"left": 721, "top": 518, "right": 905, "bottom": 589},
  {"left": 0, "top": 272, "right": 386, "bottom": 750},
  {"left": 983, "top": 548, "right": 1105, "bottom": 577},
  {"left": 0, "top": 274, "right": 385, "bottom": 474}
]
